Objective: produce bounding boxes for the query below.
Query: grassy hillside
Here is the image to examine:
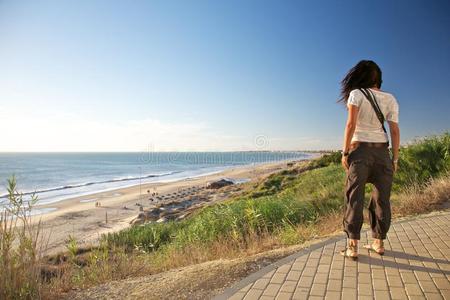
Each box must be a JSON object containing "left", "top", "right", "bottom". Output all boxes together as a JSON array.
[
  {"left": 105, "top": 164, "right": 346, "bottom": 253},
  {"left": 105, "top": 133, "right": 449, "bottom": 256}
]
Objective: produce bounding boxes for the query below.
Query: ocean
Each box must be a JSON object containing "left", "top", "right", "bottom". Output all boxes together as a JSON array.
[{"left": 0, "top": 151, "right": 312, "bottom": 206}]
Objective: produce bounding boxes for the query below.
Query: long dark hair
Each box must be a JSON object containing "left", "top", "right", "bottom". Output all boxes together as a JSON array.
[{"left": 339, "top": 60, "right": 383, "bottom": 103}]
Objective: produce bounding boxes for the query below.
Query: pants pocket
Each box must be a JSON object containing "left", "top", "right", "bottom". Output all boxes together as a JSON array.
[
  {"left": 348, "top": 159, "right": 367, "bottom": 182},
  {"left": 383, "top": 163, "right": 394, "bottom": 177},
  {"left": 348, "top": 146, "right": 361, "bottom": 164}
]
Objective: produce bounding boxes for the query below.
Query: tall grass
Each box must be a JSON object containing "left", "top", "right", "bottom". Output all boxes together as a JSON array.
[
  {"left": 394, "top": 132, "right": 450, "bottom": 190},
  {"left": 393, "top": 172, "right": 450, "bottom": 216},
  {"left": 0, "top": 176, "right": 45, "bottom": 299}
]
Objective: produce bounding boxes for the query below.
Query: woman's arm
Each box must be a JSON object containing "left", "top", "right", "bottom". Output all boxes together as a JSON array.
[
  {"left": 388, "top": 121, "right": 400, "bottom": 172},
  {"left": 342, "top": 104, "right": 359, "bottom": 170}
]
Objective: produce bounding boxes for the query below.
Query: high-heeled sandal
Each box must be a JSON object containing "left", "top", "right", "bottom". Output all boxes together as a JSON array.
[
  {"left": 363, "top": 241, "right": 385, "bottom": 255},
  {"left": 340, "top": 244, "right": 358, "bottom": 260}
]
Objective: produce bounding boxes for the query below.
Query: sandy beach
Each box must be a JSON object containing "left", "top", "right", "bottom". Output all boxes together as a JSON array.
[{"left": 32, "top": 159, "right": 310, "bottom": 254}]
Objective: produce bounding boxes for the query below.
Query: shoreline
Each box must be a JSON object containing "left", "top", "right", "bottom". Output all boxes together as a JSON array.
[
  {"left": 1, "top": 154, "right": 316, "bottom": 207},
  {"left": 33, "top": 156, "right": 312, "bottom": 210},
  {"left": 32, "top": 157, "right": 314, "bottom": 254}
]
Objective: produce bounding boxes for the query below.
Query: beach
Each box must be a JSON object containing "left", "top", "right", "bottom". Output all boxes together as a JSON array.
[{"left": 32, "top": 159, "right": 309, "bottom": 254}]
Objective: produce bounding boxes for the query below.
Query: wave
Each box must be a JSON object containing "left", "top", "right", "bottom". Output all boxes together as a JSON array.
[{"left": 0, "top": 171, "right": 181, "bottom": 199}]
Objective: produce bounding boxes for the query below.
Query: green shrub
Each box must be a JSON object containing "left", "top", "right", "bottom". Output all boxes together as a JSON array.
[
  {"left": 394, "top": 132, "right": 450, "bottom": 190},
  {"left": 248, "top": 173, "right": 293, "bottom": 198},
  {"left": 308, "top": 151, "right": 341, "bottom": 168}
]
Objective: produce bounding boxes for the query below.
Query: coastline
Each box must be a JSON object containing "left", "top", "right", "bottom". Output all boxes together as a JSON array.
[
  {"left": 33, "top": 157, "right": 314, "bottom": 254},
  {"left": 0, "top": 152, "right": 315, "bottom": 206}
]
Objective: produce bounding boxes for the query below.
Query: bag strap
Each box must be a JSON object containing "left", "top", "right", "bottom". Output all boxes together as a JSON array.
[{"left": 359, "top": 88, "right": 387, "bottom": 133}]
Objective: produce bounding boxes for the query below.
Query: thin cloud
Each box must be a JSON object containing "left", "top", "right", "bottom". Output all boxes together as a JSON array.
[{"left": 0, "top": 107, "right": 322, "bottom": 151}]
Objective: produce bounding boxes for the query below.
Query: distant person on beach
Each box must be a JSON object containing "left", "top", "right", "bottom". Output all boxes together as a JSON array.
[{"left": 339, "top": 60, "right": 400, "bottom": 259}]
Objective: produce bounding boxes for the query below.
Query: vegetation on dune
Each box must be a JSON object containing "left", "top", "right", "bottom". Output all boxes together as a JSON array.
[
  {"left": 307, "top": 151, "right": 341, "bottom": 168},
  {"left": 105, "top": 164, "right": 346, "bottom": 253},
  {"left": 105, "top": 133, "right": 450, "bottom": 254},
  {"left": 245, "top": 151, "right": 341, "bottom": 199}
]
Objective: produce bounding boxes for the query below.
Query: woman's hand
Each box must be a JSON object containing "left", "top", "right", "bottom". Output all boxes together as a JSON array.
[
  {"left": 341, "top": 154, "right": 349, "bottom": 171},
  {"left": 392, "top": 159, "right": 399, "bottom": 173}
]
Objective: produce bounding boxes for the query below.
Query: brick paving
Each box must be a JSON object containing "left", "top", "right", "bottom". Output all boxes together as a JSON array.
[{"left": 215, "top": 212, "right": 450, "bottom": 300}]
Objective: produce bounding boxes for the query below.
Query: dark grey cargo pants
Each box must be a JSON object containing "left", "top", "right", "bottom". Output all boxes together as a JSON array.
[{"left": 343, "top": 144, "right": 394, "bottom": 240}]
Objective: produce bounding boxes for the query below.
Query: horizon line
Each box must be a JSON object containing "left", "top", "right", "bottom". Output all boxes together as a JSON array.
[{"left": 0, "top": 150, "right": 330, "bottom": 154}]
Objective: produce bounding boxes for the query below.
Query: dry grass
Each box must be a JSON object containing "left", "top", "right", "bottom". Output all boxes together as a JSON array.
[
  {"left": 126, "top": 211, "right": 344, "bottom": 276},
  {"left": 393, "top": 172, "right": 450, "bottom": 216},
  {"left": 147, "top": 232, "right": 280, "bottom": 273},
  {"left": 42, "top": 243, "right": 153, "bottom": 298}
]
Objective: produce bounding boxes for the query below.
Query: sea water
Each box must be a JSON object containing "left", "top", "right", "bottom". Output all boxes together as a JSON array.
[{"left": 0, "top": 151, "right": 313, "bottom": 206}]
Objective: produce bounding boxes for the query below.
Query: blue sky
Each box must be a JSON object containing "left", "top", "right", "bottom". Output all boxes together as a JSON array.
[{"left": 0, "top": 0, "right": 449, "bottom": 151}]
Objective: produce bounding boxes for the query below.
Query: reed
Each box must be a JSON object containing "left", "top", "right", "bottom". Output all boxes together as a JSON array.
[{"left": 0, "top": 176, "right": 46, "bottom": 299}]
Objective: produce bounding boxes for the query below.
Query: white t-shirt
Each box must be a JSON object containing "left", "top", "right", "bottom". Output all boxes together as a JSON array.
[{"left": 347, "top": 88, "right": 399, "bottom": 143}]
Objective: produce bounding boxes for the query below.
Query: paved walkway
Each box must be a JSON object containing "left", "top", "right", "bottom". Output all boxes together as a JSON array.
[{"left": 215, "top": 212, "right": 450, "bottom": 300}]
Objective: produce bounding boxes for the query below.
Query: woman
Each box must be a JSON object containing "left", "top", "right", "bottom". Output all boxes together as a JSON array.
[{"left": 339, "top": 60, "right": 400, "bottom": 259}]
